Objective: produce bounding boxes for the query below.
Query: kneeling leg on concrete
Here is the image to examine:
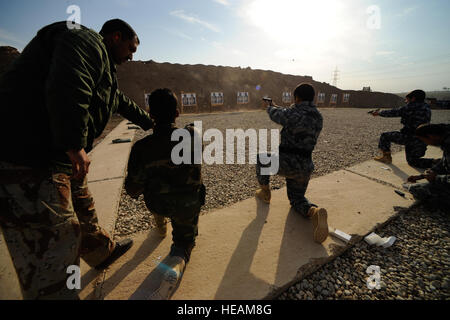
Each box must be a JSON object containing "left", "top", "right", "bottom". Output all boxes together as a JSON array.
[
  {"left": 405, "top": 139, "right": 435, "bottom": 169},
  {"left": 286, "top": 176, "right": 315, "bottom": 219}
]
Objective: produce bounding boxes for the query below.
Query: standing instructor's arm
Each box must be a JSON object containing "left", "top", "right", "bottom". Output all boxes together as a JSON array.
[{"left": 117, "top": 90, "right": 153, "bottom": 130}]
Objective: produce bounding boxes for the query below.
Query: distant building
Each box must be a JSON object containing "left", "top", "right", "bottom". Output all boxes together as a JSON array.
[
  {"left": 362, "top": 86, "right": 372, "bottom": 92},
  {"left": 436, "top": 100, "right": 450, "bottom": 109}
]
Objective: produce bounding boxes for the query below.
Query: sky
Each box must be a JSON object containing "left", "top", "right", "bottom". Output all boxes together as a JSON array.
[{"left": 0, "top": 0, "right": 449, "bottom": 93}]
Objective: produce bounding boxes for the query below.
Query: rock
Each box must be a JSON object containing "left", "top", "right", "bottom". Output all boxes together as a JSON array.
[
  {"left": 319, "top": 280, "right": 328, "bottom": 287},
  {"left": 431, "top": 280, "right": 441, "bottom": 289}
]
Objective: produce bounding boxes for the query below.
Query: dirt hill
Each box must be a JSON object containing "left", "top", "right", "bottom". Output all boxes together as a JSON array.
[
  {"left": 0, "top": 46, "right": 20, "bottom": 76},
  {"left": 118, "top": 60, "right": 404, "bottom": 113}
]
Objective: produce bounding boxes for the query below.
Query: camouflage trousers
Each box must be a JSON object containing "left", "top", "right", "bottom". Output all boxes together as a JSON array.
[
  {"left": 256, "top": 152, "right": 315, "bottom": 218},
  {"left": 378, "top": 131, "right": 434, "bottom": 169},
  {"left": 408, "top": 180, "right": 450, "bottom": 212},
  {"left": 145, "top": 189, "right": 204, "bottom": 262},
  {"left": 0, "top": 161, "right": 115, "bottom": 299}
]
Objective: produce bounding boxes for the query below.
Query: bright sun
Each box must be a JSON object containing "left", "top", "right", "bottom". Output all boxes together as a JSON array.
[{"left": 245, "top": 0, "right": 346, "bottom": 46}]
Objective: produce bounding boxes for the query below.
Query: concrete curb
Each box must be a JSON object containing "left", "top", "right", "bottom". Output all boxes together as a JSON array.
[{"left": 79, "top": 119, "right": 140, "bottom": 299}]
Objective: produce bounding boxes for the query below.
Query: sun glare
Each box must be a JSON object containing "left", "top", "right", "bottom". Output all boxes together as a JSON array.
[{"left": 245, "top": 0, "right": 346, "bottom": 46}]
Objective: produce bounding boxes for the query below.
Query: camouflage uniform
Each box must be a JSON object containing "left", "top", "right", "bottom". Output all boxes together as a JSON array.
[
  {"left": 378, "top": 102, "right": 433, "bottom": 168},
  {"left": 256, "top": 102, "right": 323, "bottom": 218},
  {"left": 0, "top": 22, "right": 152, "bottom": 299},
  {"left": 125, "top": 124, "right": 205, "bottom": 262},
  {"left": 409, "top": 130, "right": 450, "bottom": 210},
  {"left": 0, "top": 162, "right": 115, "bottom": 299}
]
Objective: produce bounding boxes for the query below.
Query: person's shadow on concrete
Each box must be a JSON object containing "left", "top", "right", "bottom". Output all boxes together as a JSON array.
[
  {"left": 272, "top": 207, "right": 329, "bottom": 298},
  {"left": 129, "top": 253, "right": 180, "bottom": 300},
  {"left": 80, "top": 266, "right": 102, "bottom": 299},
  {"left": 91, "top": 232, "right": 164, "bottom": 299},
  {"left": 213, "top": 199, "right": 271, "bottom": 299}
]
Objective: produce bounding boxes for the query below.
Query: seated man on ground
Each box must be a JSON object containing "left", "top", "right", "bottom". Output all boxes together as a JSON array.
[
  {"left": 255, "top": 83, "right": 329, "bottom": 244},
  {"left": 372, "top": 89, "right": 436, "bottom": 168},
  {"left": 124, "top": 88, "right": 206, "bottom": 299},
  {"left": 406, "top": 123, "right": 450, "bottom": 211}
]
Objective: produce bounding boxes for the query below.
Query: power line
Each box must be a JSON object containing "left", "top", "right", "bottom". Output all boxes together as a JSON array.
[{"left": 332, "top": 66, "right": 339, "bottom": 87}]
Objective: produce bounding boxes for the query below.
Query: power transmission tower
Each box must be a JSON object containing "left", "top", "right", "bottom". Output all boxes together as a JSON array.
[{"left": 332, "top": 66, "right": 340, "bottom": 87}]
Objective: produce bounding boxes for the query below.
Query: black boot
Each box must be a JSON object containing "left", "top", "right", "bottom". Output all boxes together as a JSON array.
[{"left": 95, "top": 238, "right": 133, "bottom": 270}]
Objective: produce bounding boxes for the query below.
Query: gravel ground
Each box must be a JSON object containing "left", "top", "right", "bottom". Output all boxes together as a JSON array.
[
  {"left": 277, "top": 204, "right": 450, "bottom": 300},
  {"left": 113, "top": 107, "right": 450, "bottom": 300}
]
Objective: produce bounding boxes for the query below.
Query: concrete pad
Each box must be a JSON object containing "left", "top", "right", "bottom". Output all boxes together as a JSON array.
[
  {"left": 87, "top": 120, "right": 136, "bottom": 182},
  {"left": 78, "top": 120, "right": 139, "bottom": 299},
  {"left": 87, "top": 179, "right": 125, "bottom": 235},
  {"left": 99, "top": 169, "right": 412, "bottom": 300},
  {"left": 346, "top": 146, "right": 442, "bottom": 190}
]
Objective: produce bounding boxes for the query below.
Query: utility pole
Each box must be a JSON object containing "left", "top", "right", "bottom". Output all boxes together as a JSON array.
[{"left": 332, "top": 66, "right": 340, "bottom": 87}]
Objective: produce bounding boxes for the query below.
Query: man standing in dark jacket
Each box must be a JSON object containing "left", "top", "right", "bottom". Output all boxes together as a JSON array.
[{"left": 0, "top": 19, "right": 153, "bottom": 299}]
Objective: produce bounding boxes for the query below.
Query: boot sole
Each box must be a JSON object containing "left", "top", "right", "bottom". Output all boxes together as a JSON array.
[
  {"left": 149, "top": 262, "right": 186, "bottom": 300},
  {"left": 373, "top": 158, "right": 392, "bottom": 164},
  {"left": 313, "top": 208, "right": 329, "bottom": 244}
]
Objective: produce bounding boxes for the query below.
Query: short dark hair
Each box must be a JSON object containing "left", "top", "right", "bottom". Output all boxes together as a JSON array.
[
  {"left": 416, "top": 123, "right": 450, "bottom": 138},
  {"left": 99, "top": 19, "right": 140, "bottom": 44},
  {"left": 294, "top": 83, "right": 315, "bottom": 102},
  {"left": 148, "top": 88, "right": 178, "bottom": 123},
  {"left": 406, "top": 89, "right": 426, "bottom": 102}
]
